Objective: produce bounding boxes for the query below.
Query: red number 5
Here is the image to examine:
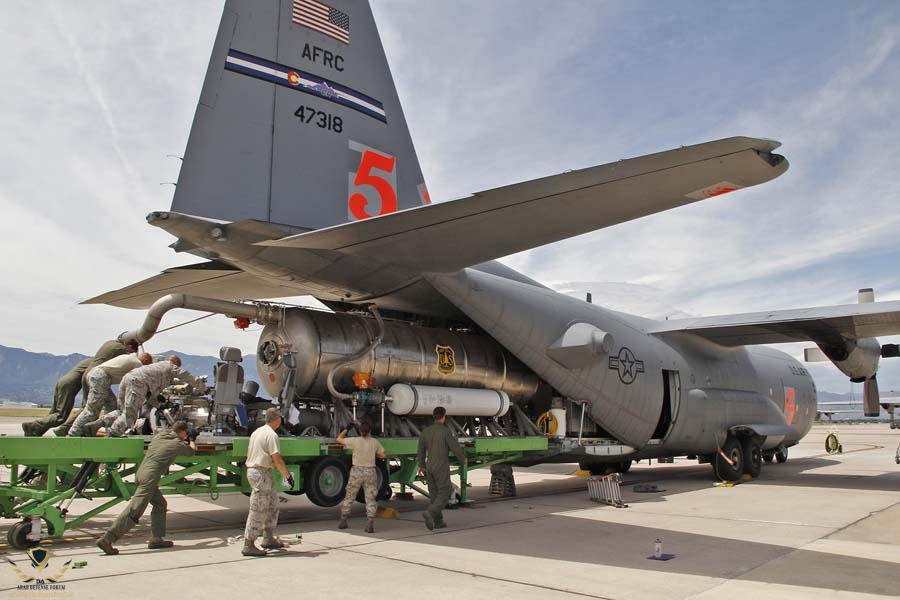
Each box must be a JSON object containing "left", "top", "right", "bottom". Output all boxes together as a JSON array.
[{"left": 349, "top": 150, "right": 397, "bottom": 220}]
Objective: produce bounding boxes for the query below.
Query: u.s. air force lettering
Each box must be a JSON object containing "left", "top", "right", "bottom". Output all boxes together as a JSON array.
[{"left": 608, "top": 347, "right": 644, "bottom": 384}]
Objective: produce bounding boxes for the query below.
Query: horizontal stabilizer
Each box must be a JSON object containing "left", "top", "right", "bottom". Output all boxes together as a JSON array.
[
  {"left": 258, "top": 137, "right": 787, "bottom": 272},
  {"left": 82, "top": 261, "right": 303, "bottom": 309},
  {"left": 651, "top": 299, "right": 900, "bottom": 346}
]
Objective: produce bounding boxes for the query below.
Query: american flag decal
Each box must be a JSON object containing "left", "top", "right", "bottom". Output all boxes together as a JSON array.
[{"left": 293, "top": 0, "right": 350, "bottom": 45}]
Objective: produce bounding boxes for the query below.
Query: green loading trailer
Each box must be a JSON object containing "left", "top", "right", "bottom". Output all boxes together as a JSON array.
[{"left": 0, "top": 435, "right": 547, "bottom": 550}]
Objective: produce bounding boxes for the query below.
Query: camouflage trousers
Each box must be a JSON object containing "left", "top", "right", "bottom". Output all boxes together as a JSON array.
[
  {"left": 107, "top": 380, "right": 150, "bottom": 437},
  {"left": 69, "top": 370, "right": 116, "bottom": 437},
  {"left": 341, "top": 466, "right": 378, "bottom": 519},
  {"left": 244, "top": 468, "right": 279, "bottom": 541}
]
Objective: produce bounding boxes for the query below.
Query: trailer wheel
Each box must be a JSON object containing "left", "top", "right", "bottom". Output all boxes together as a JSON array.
[
  {"left": 713, "top": 436, "right": 743, "bottom": 482},
  {"left": 742, "top": 438, "right": 762, "bottom": 478},
  {"left": 305, "top": 457, "right": 349, "bottom": 507},
  {"left": 7, "top": 520, "right": 38, "bottom": 550},
  {"left": 775, "top": 447, "right": 789, "bottom": 463},
  {"left": 356, "top": 459, "right": 392, "bottom": 503}
]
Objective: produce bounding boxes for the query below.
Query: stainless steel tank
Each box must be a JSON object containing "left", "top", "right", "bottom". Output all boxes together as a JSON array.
[{"left": 256, "top": 308, "right": 541, "bottom": 402}]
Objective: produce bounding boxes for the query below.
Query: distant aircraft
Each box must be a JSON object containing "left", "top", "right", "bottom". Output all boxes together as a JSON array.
[{"left": 87, "top": 0, "right": 900, "bottom": 482}]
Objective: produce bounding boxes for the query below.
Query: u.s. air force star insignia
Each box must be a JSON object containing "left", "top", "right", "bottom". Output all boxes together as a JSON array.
[{"left": 608, "top": 347, "right": 644, "bottom": 384}]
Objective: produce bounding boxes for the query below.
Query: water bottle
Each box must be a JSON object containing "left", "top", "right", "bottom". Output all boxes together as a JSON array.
[{"left": 654, "top": 538, "right": 662, "bottom": 558}]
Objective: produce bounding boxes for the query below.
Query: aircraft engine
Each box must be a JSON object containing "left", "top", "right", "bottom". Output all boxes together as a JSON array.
[{"left": 255, "top": 307, "right": 542, "bottom": 405}]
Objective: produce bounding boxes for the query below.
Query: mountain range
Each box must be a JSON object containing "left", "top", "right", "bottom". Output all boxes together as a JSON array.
[
  {"left": 0, "top": 345, "right": 892, "bottom": 421},
  {"left": 0, "top": 344, "right": 257, "bottom": 404}
]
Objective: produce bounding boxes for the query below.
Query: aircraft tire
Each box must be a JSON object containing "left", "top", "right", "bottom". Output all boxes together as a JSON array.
[
  {"left": 762, "top": 451, "right": 774, "bottom": 463},
  {"left": 616, "top": 460, "right": 632, "bottom": 474},
  {"left": 305, "top": 457, "right": 349, "bottom": 507},
  {"left": 714, "top": 436, "right": 743, "bottom": 482},
  {"left": 579, "top": 462, "right": 611, "bottom": 476},
  {"left": 775, "top": 447, "right": 789, "bottom": 463},
  {"left": 742, "top": 438, "right": 762, "bottom": 478}
]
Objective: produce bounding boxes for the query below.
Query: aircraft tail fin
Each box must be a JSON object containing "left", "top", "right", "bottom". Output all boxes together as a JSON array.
[{"left": 171, "top": 0, "right": 428, "bottom": 231}]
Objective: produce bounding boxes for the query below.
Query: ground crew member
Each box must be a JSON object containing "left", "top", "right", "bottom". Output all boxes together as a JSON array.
[
  {"left": 96, "top": 421, "right": 196, "bottom": 555},
  {"left": 101, "top": 356, "right": 205, "bottom": 438},
  {"left": 22, "top": 336, "right": 138, "bottom": 437},
  {"left": 337, "top": 422, "right": 386, "bottom": 533},
  {"left": 417, "top": 406, "right": 467, "bottom": 530},
  {"left": 68, "top": 352, "right": 153, "bottom": 437},
  {"left": 21, "top": 358, "right": 92, "bottom": 437},
  {"left": 242, "top": 407, "right": 294, "bottom": 557}
]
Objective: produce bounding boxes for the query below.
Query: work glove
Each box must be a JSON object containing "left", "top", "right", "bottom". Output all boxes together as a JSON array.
[
  {"left": 187, "top": 429, "right": 200, "bottom": 443},
  {"left": 286, "top": 474, "right": 296, "bottom": 490}
]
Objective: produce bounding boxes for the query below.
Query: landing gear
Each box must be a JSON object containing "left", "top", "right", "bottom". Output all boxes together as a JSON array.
[
  {"left": 775, "top": 447, "right": 789, "bottom": 463},
  {"left": 304, "top": 457, "right": 348, "bottom": 507},
  {"left": 579, "top": 460, "right": 632, "bottom": 476},
  {"left": 713, "top": 436, "right": 743, "bottom": 482},
  {"left": 762, "top": 451, "right": 774, "bottom": 464},
  {"left": 742, "top": 438, "right": 762, "bottom": 478}
]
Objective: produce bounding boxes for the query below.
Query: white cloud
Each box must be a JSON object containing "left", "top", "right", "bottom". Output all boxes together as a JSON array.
[{"left": 2, "top": 0, "right": 900, "bottom": 395}]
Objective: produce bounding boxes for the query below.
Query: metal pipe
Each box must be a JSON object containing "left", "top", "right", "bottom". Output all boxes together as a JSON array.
[{"left": 123, "top": 293, "right": 282, "bottom": 344}]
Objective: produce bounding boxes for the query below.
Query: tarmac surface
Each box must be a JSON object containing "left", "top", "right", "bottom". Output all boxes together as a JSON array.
[{"left": 1, "top": 420, "right": 899, "bottom": 599}]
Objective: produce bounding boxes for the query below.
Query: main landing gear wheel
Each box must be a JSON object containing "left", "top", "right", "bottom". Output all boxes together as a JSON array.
[
  {"left": 305, "top": 457, "right": 348, "bottom": 507},
  {"left": 7, "top": 520, "right": 38, "bottom": 550},
  {"left": 742, "top": 438, "right": 762, "bottom": 478},
  {"left": 713, "top": 436, "right": 744, "bottom": 482},
  {"left": 762, "top": 451, "right": 775, "bottom": 464},
  {"left": 775, "top": 447, "right": 789, "bottom": 463}
]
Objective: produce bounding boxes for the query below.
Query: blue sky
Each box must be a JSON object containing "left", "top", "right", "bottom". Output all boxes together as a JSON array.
[{"left": 1, "top": 1, "right": 899, "bottom": 395}]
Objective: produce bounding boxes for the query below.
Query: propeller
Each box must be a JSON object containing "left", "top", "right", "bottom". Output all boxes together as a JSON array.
[{"left": 804, "top": 288, "right": 899, "bottom": 416}]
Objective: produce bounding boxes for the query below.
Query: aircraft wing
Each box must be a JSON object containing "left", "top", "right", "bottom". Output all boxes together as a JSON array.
[
  {"left": 258, "top": 137, "right": 787, "bottom": 272},
  {"left": 649, "top": 300, "right": 900, "bottom": 346},
  {"left": 81, "top": 261, "right": 303, "bottom": 309}
]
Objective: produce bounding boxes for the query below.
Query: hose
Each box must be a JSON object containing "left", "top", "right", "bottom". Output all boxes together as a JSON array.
[{"left": 326, "top": 305, "right": 385, "bottom": 402}]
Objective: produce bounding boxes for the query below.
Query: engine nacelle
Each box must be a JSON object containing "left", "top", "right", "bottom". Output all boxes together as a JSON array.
[
  {"left": 256, "top": 308, "right": 542, "bottom": 403},
  {"left": 818, "top": 337, "right": 881, "bottom": 382}
]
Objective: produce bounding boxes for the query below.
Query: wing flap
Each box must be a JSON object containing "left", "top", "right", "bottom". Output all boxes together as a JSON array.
[
  {"left": 82, "top": 261, "right": 303, "bottom": 309},
  {"left": 650, "top": 300, "right": 900, "bottom": 346},
  {"left": 257, "top": 137, "right": 787, "bottom": 272}
]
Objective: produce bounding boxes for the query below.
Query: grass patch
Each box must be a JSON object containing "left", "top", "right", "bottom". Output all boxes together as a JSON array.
[{"left": 0, "top": 408, "right": 49, "bottom": 418}]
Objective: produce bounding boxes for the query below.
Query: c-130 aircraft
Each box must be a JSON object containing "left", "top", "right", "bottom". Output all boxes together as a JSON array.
[{"left": 88, "top": 0, "right": 900, "bottom": 482}]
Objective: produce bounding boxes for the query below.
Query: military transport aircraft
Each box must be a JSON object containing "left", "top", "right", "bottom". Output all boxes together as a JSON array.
[{"left": 87, "top": 0, "right": 900, "bottom": 481}]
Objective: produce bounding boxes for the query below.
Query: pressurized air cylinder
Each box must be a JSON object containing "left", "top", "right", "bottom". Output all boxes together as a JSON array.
[{"left": 387, "top": 383, "right": 510, "bottom": 417}]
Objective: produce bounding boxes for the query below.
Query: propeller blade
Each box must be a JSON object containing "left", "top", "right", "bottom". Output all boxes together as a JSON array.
[{"left": 864, "top": 377, "right": 881, "bottom": 417}]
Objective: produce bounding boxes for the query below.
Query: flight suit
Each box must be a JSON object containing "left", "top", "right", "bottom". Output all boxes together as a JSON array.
[
  {"left": 417, "top": 422, "right": 466, "bottom": 526},
  {"left": 102, "top": 431, "right": 195, "bottom": 543},
  {"left": 22, "top": 358, "right": 91, "bottom": 436}
]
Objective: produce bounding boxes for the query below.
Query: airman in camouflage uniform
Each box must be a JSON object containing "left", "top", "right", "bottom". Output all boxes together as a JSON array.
[
  {"left": 104, "top": 355, "right": 205, "bottom": 437},
  {"left": 337, "top": 422, "right": 386, "bottom": 533}
]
